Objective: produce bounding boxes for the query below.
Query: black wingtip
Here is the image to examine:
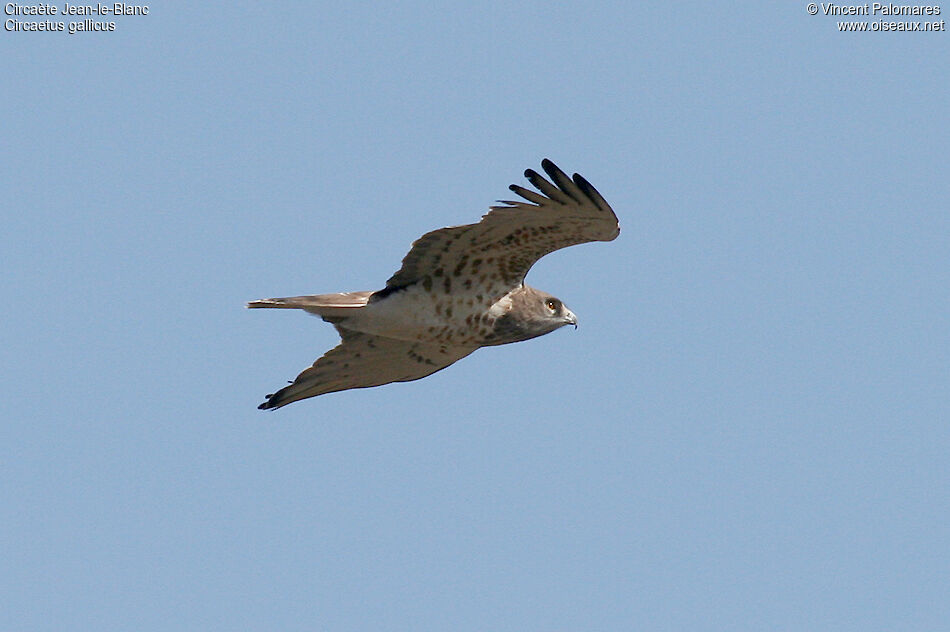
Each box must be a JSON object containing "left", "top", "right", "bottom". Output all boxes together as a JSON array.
[
  {"left": 539, "top": 159, "right": 583, "bottom": 203},
  {"left": 571, "top": 172, "right": 611, "bottom": 212},
  {"left": 524, "top": 167, "right": 548, "bottom": 188},
  {"left": 258, "top": 392, "right": 278, "bottom": 410},
  {"left": 540, "top": 158, "right": 563, "bottom": 180}
]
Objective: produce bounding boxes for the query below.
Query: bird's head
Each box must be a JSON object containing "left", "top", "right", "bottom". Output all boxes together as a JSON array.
[
  {"left": 536, "top": 291, "right": 578, "bottom": 331},
  {"left": 486, "top": 285, "right": 577, "bottom": 345}
]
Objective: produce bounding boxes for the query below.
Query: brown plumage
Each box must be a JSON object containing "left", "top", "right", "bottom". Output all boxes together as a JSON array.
[{"left": 248, "top": 159, "right": 619, "bottom": 409}]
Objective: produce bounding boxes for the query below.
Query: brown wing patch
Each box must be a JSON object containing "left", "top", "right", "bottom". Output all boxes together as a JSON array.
[
  {"left": 383, "top": 160, "right": 618, "bottom": 301},
  {"left": 259, "top": 332, "right": 478, "bottom": 409}
]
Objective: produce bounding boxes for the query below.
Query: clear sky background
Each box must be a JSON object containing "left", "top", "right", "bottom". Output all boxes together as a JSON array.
[{"left": 3, "top": 2, "right": 948, "bottom": 630}]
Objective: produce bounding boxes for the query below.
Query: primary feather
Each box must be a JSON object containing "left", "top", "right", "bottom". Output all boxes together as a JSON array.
[{"left": 248, "top": 159, "right": 618, "bottom": 409}]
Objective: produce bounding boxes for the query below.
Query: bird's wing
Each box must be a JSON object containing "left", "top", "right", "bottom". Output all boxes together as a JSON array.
[
  {"left": 258, "top": 330, "right": 477, "bottom": 409},
  {"left": 383, "top": 159, "right": 619, "bottom": 302}
]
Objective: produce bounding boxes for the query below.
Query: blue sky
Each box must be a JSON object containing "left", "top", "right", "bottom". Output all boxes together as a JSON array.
[{"left": 3, "top": 2, "right": 948, "bottom": 630}]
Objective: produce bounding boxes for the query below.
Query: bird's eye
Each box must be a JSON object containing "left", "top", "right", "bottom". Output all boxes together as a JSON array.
[{"left": 545, "top": 299, "right": 558, "bottom": 312}]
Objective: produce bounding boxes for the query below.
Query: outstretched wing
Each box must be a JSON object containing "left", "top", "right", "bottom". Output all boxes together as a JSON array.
[
  {"left": 383, "top": 159, "right": 619, "bottom": 302},
  {"left": 258, "top": 329, "right": 477, "bottom": 409}
]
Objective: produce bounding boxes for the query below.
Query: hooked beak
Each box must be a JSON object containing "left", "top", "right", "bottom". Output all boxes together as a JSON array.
[{"left": 565, "top": 310, "right": 578, "bottom": 329}]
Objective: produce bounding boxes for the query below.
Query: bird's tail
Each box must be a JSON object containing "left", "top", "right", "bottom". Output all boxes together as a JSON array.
[{"left": 247, "top": 291, "right": 373, "bottom": 320}]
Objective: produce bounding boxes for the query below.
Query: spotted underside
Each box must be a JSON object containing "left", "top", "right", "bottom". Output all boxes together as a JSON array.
[
  {"left": 251, "top": 159, "right": 619, "bottom": 409},
  {"left": 258, "top": 328, "right": 478, "bottom": 409}
]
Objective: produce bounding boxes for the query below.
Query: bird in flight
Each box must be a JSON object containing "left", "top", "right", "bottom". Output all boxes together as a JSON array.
[{"left": 249, "top": 159, "right": 619, "bottom": 409}]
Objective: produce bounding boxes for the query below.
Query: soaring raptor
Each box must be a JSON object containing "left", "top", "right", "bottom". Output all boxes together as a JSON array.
[{"left": 249, "top": 159, "right": 619, "bottom": 409}]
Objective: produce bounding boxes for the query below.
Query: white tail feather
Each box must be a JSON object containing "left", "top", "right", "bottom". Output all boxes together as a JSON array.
[{"left": 247, "top": 291, "right": 373, "bottom": 318}]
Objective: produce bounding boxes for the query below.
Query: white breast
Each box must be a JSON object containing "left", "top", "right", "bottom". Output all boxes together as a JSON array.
[{"left": 341, "top": 285, "right": 490, "bottom": 343}]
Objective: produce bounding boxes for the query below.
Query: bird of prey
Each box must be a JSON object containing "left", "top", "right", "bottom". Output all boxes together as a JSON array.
[{"left": 248, "top": 159, "right": 619, "bottom": 409}]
